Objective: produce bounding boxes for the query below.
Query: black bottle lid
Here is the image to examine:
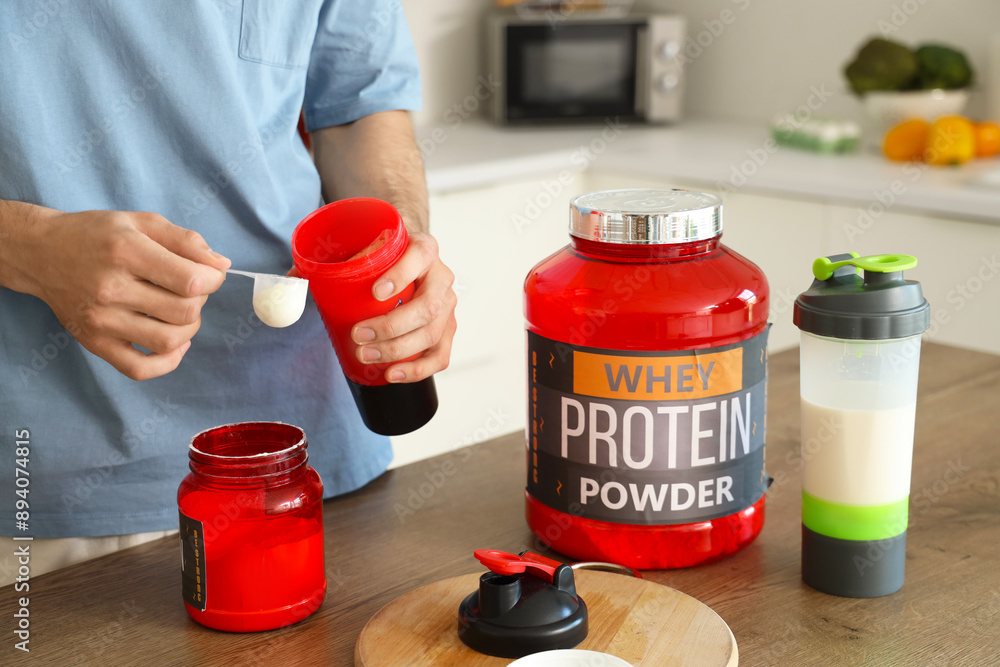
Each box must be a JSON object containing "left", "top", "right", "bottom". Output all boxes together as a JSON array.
[{"left": 458, "top": 550, "right": 588, "bottom": 659}]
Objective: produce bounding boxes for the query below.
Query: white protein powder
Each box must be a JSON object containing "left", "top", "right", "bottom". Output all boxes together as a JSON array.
[{"left": 252, "top": 282, "right": 306, "bottom": 328}]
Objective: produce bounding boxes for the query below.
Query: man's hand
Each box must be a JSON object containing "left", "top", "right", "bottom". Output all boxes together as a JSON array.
[
  {"left": 312, "top": 111, "right": 456, "bottom": 384},
  {"left": 350, "top": 231, "right": 457, "bottom": 383},
  {"left": 1, "top": 203, "right": 230, "bottom": 380}
]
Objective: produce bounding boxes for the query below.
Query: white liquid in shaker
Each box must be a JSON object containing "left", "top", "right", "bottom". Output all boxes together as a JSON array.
[{"left": 800, "top": 397, "right": 915, "bottom": 506}]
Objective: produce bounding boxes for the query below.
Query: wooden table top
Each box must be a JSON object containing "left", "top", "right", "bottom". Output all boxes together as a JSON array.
[{"left": 4, "top": 343, "right": 1000, "bottom": 666}]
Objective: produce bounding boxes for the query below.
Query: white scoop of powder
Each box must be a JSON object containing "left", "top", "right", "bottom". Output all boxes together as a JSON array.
[{"left": 252, "top": 280, "right": 308, "bottom": 328}]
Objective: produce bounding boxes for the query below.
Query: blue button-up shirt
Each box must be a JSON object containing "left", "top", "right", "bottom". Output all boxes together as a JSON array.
[{"left": 0, "top": 0, "right": 421, "bottom": 537}]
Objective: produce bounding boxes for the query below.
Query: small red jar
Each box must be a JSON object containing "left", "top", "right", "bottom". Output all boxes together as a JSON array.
[
  {"left": 177, "top": 422, "right": 326, "bottom": 631},
  {"left": 524, "top": 190, "right": 770, "bottom": 569}
]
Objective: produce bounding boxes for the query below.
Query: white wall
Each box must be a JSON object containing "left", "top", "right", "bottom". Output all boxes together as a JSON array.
[
  {"left": 400, "top": 0, "right": 493, "bottom": 129},
  {"left": 402, "top": 0, "right": 1000, "bottom": 127}
]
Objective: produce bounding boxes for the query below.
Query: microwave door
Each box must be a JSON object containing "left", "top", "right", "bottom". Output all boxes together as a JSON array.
[{"left": 505, "top": 23, "right": 640, "bottom": 122}]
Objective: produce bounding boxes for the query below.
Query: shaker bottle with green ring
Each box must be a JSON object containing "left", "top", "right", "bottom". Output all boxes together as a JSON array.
[{"left": 793, "top": 252, "right": 930, "bottom": 597}]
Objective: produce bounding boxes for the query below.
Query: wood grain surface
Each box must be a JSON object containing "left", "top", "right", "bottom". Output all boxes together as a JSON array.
[
  {"left": 2, "top": 343, "right": 999, "bottom": 666},
  {"left": 354, "top": 570, "right": 737, "bottom": 667}
]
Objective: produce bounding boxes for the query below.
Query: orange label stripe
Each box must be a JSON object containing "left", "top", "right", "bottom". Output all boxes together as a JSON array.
[{"left": 572, "top": 348, "right": 743, "bottom": 400}]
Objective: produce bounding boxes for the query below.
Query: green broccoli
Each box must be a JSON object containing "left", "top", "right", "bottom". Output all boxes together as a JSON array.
[
  {"left": 844, "top": 37, "right": 918, "bottom": 95},
  {"left": 914, "top": 44, "right": 974, "bottom": 90}
]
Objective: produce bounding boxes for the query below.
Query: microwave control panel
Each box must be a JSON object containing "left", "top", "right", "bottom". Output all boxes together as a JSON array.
[{"left": 639, "top": 15, "right": 685, "bottom": 123}]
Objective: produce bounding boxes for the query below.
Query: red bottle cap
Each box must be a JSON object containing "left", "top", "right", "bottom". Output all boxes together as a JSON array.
[{"left": 474, "top": 549, "right": 563, "bottom": 583}]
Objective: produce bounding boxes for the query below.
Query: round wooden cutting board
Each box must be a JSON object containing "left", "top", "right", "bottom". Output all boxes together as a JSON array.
[{"left": 355, "top": 570, "right": 737, "bottom": 666}]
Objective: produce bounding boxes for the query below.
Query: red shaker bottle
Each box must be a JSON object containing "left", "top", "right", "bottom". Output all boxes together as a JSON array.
[
  {"left": 177, "top": 422, "right": 326, "bottom": 631},
  {"left": 292, "top": 197, "right": 438, "bottom": 435},
  {"left": 524, "top": 189, "right": 770, "bottom": 569}
]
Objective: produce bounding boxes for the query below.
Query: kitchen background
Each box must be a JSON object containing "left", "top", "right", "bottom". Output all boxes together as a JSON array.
[
  {"left": 388, "top": 0, "right": 1000, "bottom": 465},
  {"left": 404, "top": 0, "right": 1000, "bottom": 126}
]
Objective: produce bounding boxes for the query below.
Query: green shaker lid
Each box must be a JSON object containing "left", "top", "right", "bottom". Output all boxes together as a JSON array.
[{"left": 793, "top": 252, "right": 930, "bottom": 340}]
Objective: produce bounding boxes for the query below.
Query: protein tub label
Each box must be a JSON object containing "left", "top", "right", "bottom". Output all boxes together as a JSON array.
[
  {"left": 179, "top": 511, "right": 207, "bottom": 611},
  {"left": 527, "top": 329, "right": 769, "bottom": 525}
]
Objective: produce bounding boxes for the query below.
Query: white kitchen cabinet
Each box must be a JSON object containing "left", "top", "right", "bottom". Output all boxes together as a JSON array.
[{"left": 388, "top": 176, "right": 582, "bottom": 467}]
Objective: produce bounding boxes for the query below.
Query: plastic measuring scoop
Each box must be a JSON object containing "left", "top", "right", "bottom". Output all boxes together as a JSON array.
[
  {"left": 226, "top": 270, "right": 309, "bottom": 328},
  {"left": 812, "top": 253, "right": 917, "bottom": 281}
]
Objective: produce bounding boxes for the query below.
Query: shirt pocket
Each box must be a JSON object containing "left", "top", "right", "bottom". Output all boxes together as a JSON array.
[{"left": 238, "top": 0, "right": 323, "bottom": 69}]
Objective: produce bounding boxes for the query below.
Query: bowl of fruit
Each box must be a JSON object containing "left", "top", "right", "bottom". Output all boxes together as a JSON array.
[{"left": 844, "top": 37, "right": 975, "bottom": 134}]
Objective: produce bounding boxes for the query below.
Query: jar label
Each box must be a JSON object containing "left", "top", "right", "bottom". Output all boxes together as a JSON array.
[
  {"left": 179, "top": 511, "right": 207, "bottom": 611},
  {"left": 527, "top": 329, "right": 769, "bottom": 525}
]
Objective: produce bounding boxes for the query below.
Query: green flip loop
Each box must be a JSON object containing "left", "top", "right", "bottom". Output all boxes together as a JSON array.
[
  {"left": 802, "top": 491, "right": 909, "bottom": 541},
  {"left": 812, "top": 253, "right": 918, "bottom": 281}
]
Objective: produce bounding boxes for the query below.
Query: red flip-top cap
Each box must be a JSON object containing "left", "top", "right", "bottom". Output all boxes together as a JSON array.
[{"left": 474, "top": 549, "right": 564, "bottom": 583}]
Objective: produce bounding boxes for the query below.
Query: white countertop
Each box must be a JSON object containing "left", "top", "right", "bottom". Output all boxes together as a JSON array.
[{"left": 421, "top": 118, "right": 1000, "bottom": 223}]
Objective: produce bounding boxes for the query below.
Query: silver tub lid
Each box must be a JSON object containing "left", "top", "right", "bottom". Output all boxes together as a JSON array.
[{"left": 570, "top": 189, "right": 723, "bottom": 244}]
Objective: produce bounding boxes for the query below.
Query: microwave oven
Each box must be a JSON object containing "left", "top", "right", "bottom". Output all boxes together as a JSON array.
[{"left": 485, "top": 11, "right": 685, "bottom": 124}]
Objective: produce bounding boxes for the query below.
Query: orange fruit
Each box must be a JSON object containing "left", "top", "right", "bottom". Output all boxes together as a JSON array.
[
  {"left": 883, "top": 119, "right": 930, "bottom": 162},
  {"left": 973, "top": 121, "right": 1000, "bottom": 158},
  {"left": 925, "top": 116, "right": 975, "bottom": 166}
]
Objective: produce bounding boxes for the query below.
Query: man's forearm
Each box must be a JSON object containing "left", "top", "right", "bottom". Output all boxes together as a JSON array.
[{"left": 311, "top": 110, "right": 429, "bottom": 233}]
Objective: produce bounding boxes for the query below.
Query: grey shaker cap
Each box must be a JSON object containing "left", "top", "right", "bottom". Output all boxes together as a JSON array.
[{"left": 794, "top": 253, "right": 930, "bottom": 340}]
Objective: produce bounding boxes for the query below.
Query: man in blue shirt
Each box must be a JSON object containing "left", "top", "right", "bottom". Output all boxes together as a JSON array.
[{"left": 0, "top": 1, "right": 456, "bottom": 577}]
